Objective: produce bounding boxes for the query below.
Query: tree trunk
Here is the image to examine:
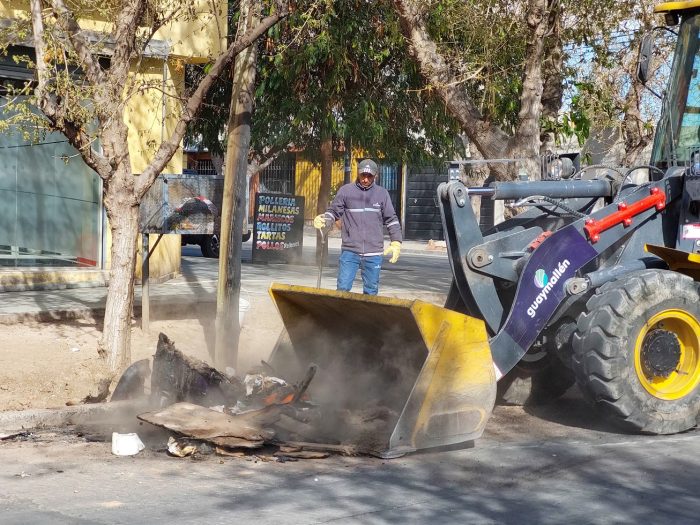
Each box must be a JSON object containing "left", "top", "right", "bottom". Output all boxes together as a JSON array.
[
  {"left": 511, "top": 0, "right": 548, "bottom": 180},
  {"left": 622, "top": 74, "right": 654, "bottom": 167},
  {"left": 316, "top": 132, "right": 333, "bottom": 264},
  {"left": 391, "top": 0, "right": 511, "bottom": 163},
  {"left": 215, "top": 0, "right": 259, "bottom": 371},
  {"left": 540, "top": 0, "right": 564, "bottom": 155},
  {"left": 392, "top": 0, "right": 552, "bottom": 183},
  {"left": 99, "top": 185, "right": 140, "bottom": 373}
]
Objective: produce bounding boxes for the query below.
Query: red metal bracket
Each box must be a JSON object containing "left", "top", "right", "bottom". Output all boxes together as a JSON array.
[
  {"left": 584, "top": 187, "right": 666, "bottom": 243},
  {"left": 528, "top": 230, "right": 553, "bottom": 251}
]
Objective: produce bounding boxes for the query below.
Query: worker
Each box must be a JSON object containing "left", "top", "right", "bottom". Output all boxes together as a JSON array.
[{"left": 313, "top": 159, "right": 402, "bottom": 295}]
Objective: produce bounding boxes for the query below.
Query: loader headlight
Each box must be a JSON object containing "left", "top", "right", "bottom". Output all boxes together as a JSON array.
[
  {"left": 548, "top": 158, "right": 563, "bottom": 180},
  {"left": 546, "top": 157, "right": 575, "bottom": 180}
]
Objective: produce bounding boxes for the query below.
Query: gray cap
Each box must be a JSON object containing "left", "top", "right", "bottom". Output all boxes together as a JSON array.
[{"left": 358, "top": 159, "right": 379, "bottom": 177}]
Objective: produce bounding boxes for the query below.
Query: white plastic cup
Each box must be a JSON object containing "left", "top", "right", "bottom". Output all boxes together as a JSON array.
[{"left": 111, "top": 432, "right": 145, "bottom": 456}]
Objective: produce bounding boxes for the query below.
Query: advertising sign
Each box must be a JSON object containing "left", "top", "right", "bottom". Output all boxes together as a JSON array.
[{"left": 252, "top": 193, "right": 305, "bottom": 263}]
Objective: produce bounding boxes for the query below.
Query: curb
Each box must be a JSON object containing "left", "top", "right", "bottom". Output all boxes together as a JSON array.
[
  {"left": 0, "top": 399, "right": 152, "bottom": 433},
  {"left": 0, "top": 298, "right": 218, "bottom": 325}
]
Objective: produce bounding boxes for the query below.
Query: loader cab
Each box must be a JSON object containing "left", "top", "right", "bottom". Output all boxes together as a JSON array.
[{"left": 650, "top": 2, "right": 700, "bottom": 173}]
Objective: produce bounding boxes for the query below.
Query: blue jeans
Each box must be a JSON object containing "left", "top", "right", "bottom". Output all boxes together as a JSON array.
[{"left": 337, "top": 250, "right": 383, "bottom": 295}]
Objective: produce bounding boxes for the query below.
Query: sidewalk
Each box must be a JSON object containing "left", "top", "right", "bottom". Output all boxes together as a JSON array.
[
  {"left": 0, "top": 234, "right": 449, "bottom": 324},
  {"left": 301, "top": 226, "right": 447, "bottom": 255},
  {"left": 0, "top": 236, "right": 451, "bottom": 417}
]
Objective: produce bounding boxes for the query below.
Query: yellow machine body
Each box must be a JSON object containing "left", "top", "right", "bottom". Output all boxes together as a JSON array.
[
  {"left": 268, "top": 283, "right": 496, "bottom": 457},
  {"left": 646, "top": 244, "right": 700, "bottom": 280}
]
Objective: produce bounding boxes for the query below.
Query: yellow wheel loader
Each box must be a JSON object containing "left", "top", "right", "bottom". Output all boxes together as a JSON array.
[{"left": 268, "top": 1, "right": 700, "bottom": 457}]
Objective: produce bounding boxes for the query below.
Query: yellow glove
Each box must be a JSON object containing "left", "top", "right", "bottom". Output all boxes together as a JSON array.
[
  {"left": 384, "top": 241, "right": 401, "bottom": 263},
  {"left": 313, "top": 214, "right": 327, "bottom": 230}
]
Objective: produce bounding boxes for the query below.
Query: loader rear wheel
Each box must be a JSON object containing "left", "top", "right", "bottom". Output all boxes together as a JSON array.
[
  {"left": 572, "top": 269, "right": 700, "bottom": 434},
  {"left": 496, "top": 351, "right": 574, "bottom": 406}
]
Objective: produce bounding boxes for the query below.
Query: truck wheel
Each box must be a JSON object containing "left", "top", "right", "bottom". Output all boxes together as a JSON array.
[
  {"left": 200, "top": 234, "right": 220, "bottom": 258},
  {"left": 572, "top": 269, "right": 700, "bottom": 434},
  {"left": 496, "top": 351, "right": 574, "bottom": 406}
]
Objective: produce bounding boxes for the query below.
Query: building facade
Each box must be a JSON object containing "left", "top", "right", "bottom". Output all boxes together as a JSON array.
[{"left": 0, "top": 0, "right": 227, "bottom": 289}]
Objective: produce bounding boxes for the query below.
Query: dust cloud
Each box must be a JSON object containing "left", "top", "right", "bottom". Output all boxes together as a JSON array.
[{"left": 266, "top": 317, "right": 427, "bottom": 454}]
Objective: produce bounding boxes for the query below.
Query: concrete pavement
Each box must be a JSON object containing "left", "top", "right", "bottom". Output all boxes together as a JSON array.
[
  {"left": 0, "top": 233, "right": 452, "bottom": 430},
  {"left": 0, "top": 232, "right": 450, "bottom": 324}
]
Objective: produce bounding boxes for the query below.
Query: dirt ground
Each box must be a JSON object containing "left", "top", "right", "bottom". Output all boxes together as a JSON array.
[{"left": 0, "top": 299, "right": 283, "bottom": 411}]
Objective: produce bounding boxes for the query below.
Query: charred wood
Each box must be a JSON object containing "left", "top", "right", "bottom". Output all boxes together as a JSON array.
[{"left": 151, "top": 333, "right": 244, "bottom": 407}]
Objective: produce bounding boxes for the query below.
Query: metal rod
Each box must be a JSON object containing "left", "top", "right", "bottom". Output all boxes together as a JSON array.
[
  {"left": 586, "top": 259, "right": 665, "bottom": 288},
  {"left": 147, "top": 233, "right": 164, "bottom": 260},
  {"left": 466, "top": 187, "right": 496, "bottom": 196},
  {"left": 141, "top": 233, "right": 150, "bottom": 332},
  {"left": 490, "top": 180, "right": 612, "bottom": 200},
  {"left": 316, "top": 230, "right": 326, "bottom": 288},
  {"left": 448, "top": 158, "right": 527, "bottom": 165}
]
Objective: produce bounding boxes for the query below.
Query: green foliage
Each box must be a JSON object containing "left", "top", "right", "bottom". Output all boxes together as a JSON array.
[
  {"left": 188, "top": 0, "right": 462, "bottom": 164},
  {"left": 423, "top": 0, "right": 530, "bottom": 133},
  {"left": 555, "top": 0, "right": 666, "bottom": 148}
]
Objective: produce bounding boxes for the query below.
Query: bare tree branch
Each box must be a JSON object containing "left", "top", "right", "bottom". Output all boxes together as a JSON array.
[
  {"left": 137, "top": 6, "right": 290, "bottom": 198},
  {"left": 29, "top": 0, "right": 53, "bottom": 114},
  {"left": 249, "top": 144, "right": 286, "bottom": 176},
  {"left": 29, "top": 0, "right": 111, "bottom": 178},
  {"left": 111, "top": 0, "right": 148, "bottom": 87},
  {"left": 49, "top": 0, "right": 104, "bottom": 84},
  {"left": 391, "top": 0, "right": 511, "bottom": 161}
]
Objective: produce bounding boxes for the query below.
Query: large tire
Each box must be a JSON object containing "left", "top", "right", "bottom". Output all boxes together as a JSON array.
[
  {"left": 572, "top": 269, "right": 700, "bottom": 434},
  {"left": 200, "top": 234, "right": 220, "bottom": 258},
  {"left": 496, "top": 351, "right": 574, "bottom": 406}
]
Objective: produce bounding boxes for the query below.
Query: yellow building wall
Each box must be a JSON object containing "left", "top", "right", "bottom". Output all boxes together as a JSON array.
[
  {"left": 0, "top": 0, "right": 227, "bottom": 62},
  {"left": 125, "top": 58, "right": 184, "bottom": 175},
  {"left": 1, "top": 0, "right": 225, "bottom": 282},
  {"left": 0, "top": 1, "right": 26, "bottom": 19},
  {"left": 153, "top": 0, "right": 227, "bottom": 61},
  {"left": 102, "top": 226, "right": 181, "bottom": 283}
]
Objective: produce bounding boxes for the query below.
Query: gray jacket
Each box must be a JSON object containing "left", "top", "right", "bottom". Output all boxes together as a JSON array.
[{"left": 323, "top": 181, "right": 402, "bottom": 255}]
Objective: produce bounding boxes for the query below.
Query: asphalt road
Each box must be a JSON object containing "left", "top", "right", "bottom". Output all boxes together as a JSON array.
[
  {"left": 1, "top": 399, "right": 698, "bottom": 525},
  {"left": 1, "top": 246, "right": 699, "bottom": 524},
  {"left": 179, "top": 238, "right": 454, "bottom": 300}
]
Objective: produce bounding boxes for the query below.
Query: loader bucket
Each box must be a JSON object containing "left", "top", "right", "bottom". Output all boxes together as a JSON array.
[{"left": 268, "top": 283, "right": 496, "bottom": 458}]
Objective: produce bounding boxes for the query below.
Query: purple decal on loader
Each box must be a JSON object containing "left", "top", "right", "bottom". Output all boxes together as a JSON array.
[{"left": 503, "top": 225, "right": 598, "bottom": 349}]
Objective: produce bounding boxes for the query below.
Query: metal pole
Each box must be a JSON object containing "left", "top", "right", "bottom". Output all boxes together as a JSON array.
[
  {"left": 316, "top": 230, "right": 326, "bottom": 288},
  {"left": 141, "top": 233, "right": 150, "bottom": 332}
]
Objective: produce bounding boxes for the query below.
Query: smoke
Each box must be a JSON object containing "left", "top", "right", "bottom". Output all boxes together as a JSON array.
[{"left": 266, "top": 312, "right": 427, "bottom": 453}]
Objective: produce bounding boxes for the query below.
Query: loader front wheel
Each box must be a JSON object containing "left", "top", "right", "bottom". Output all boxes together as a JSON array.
[{"left": 572, "top": 269, "right": 700, "bottom": 434}]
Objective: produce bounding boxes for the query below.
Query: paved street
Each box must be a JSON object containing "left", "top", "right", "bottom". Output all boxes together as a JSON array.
[
  {"left": 0, "top": 238, "right": 699, "bottom": 524},
  {"left": 180, "top": 235, "right": 453, "bottom": 299},
  {"left": 1, "top": 400, "right": 698, "bottom": 524},
  {"left": 0, "top": 234, "right": 452, "bottom": 323}
]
